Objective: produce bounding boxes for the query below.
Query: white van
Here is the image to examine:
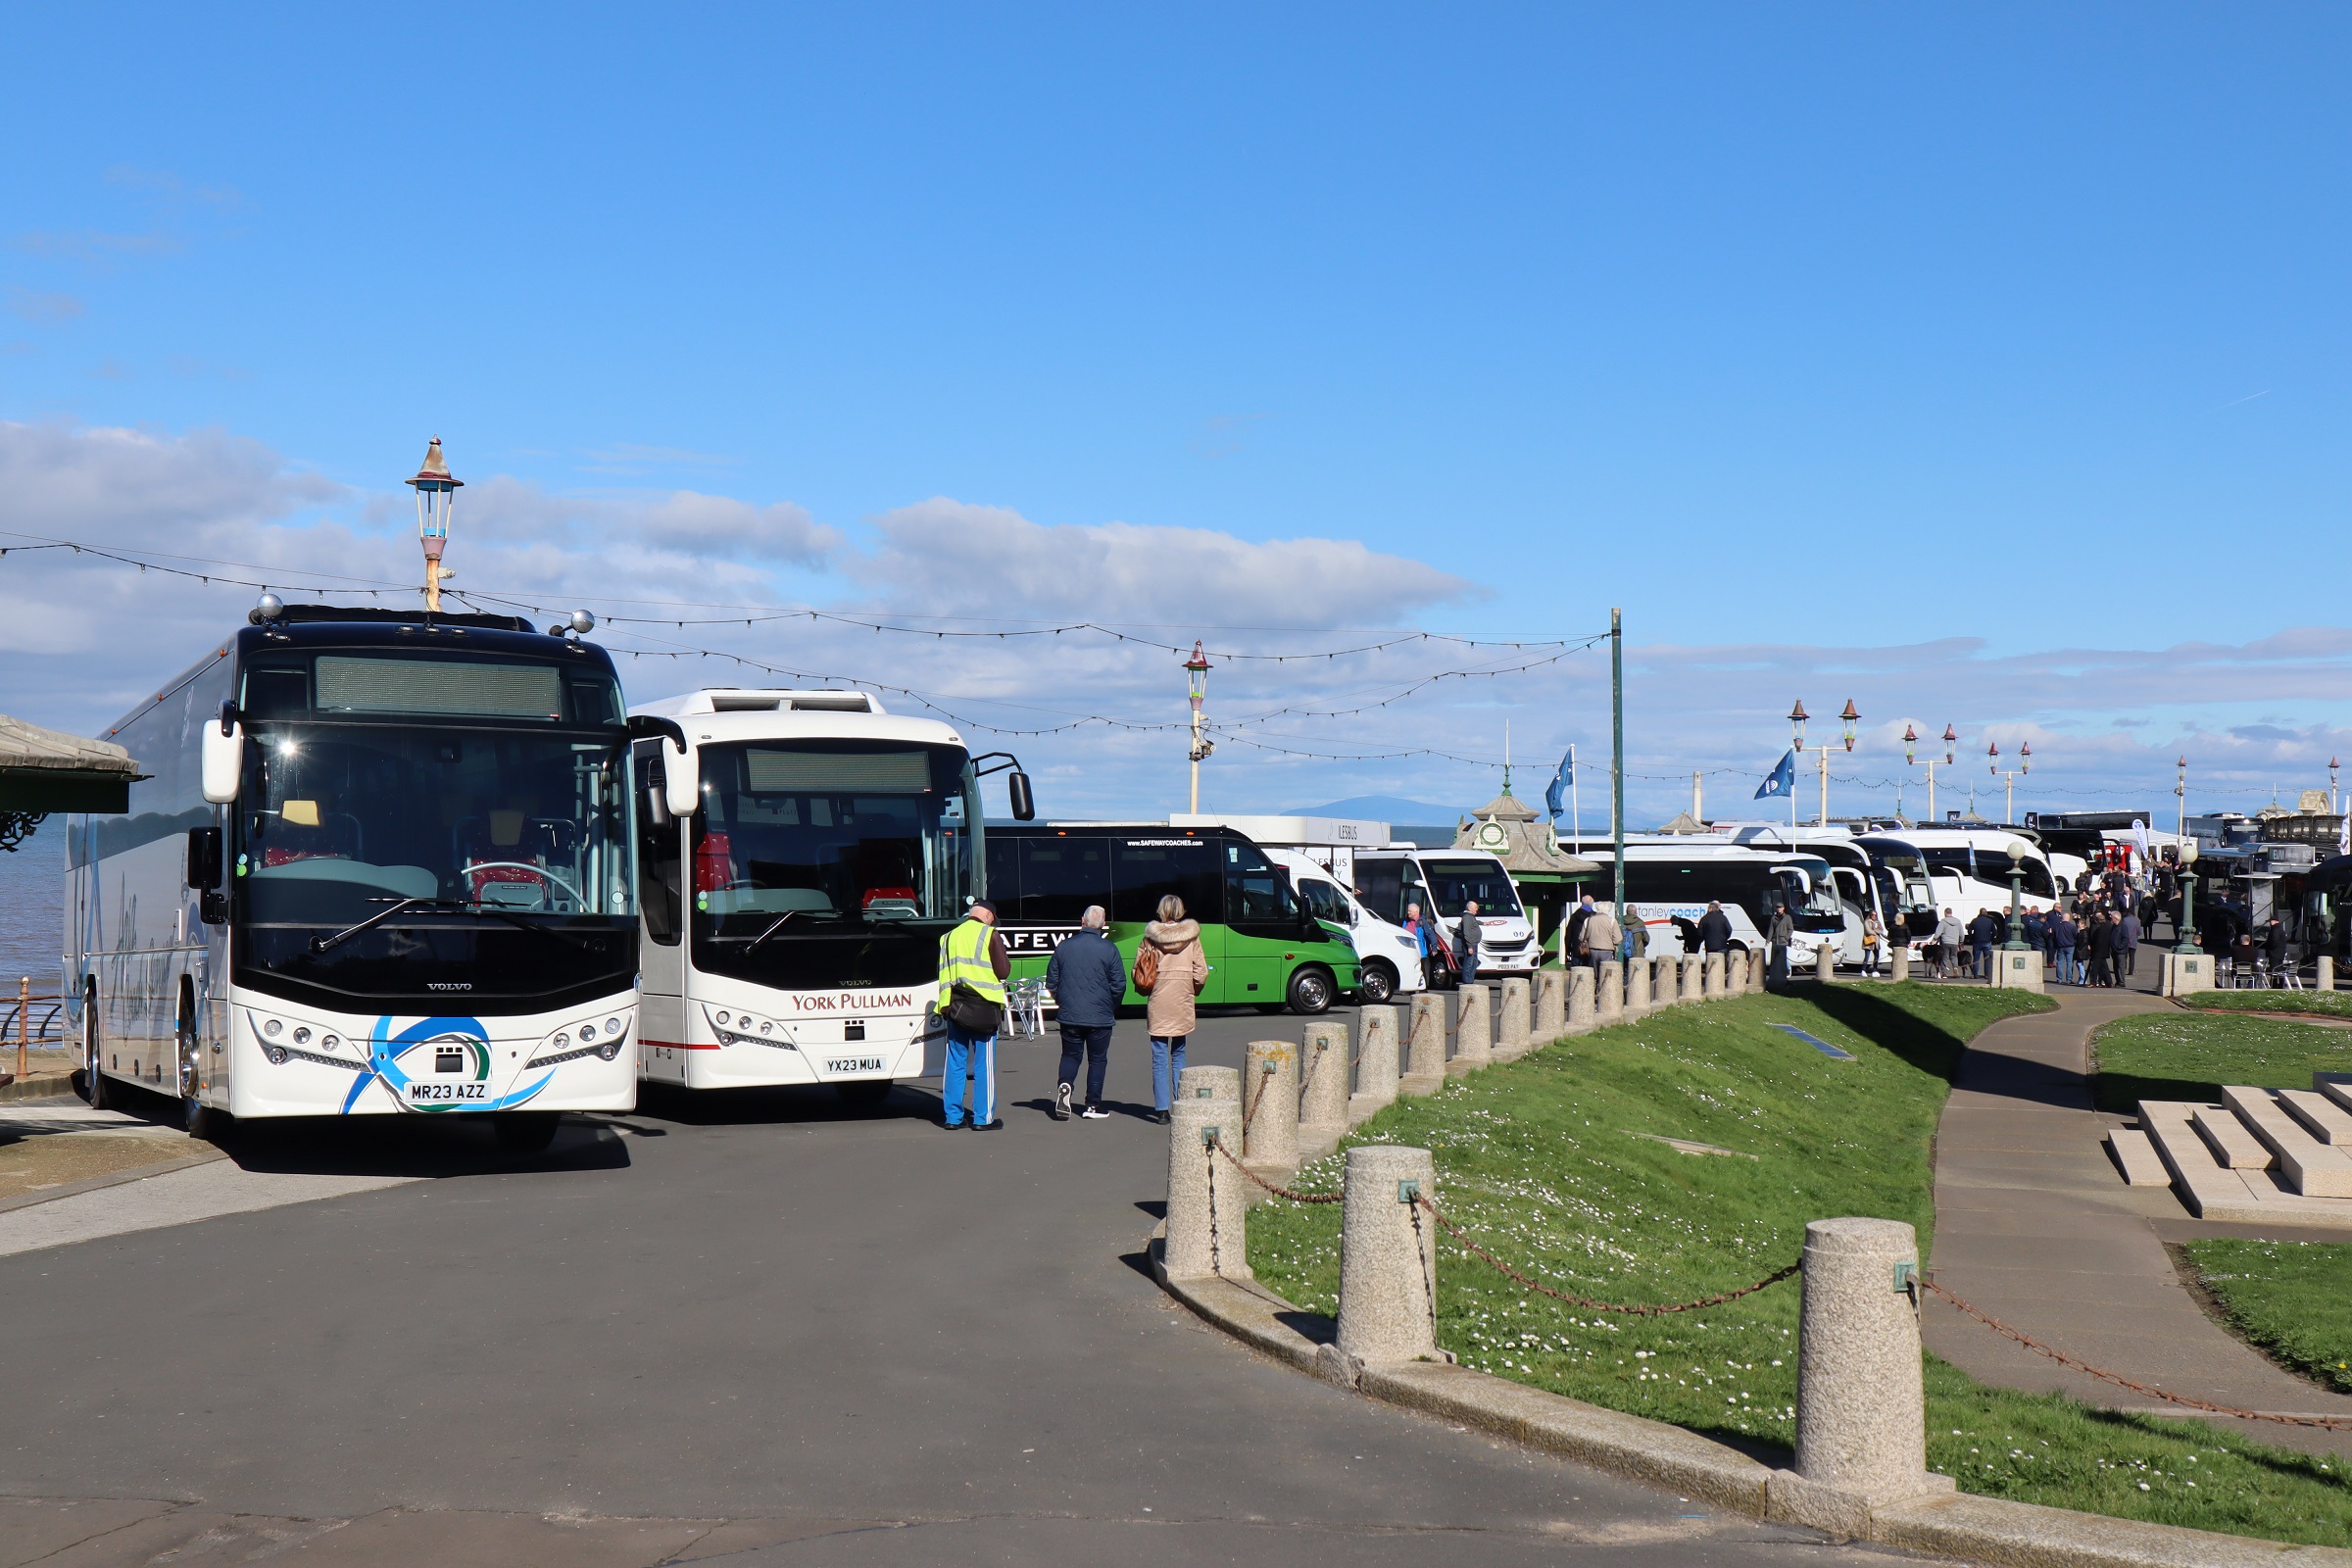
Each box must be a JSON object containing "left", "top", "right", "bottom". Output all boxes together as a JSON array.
[
  {"left": 1354, "top": 847, "right": 1541, "bottom": 978},
  {"left": 1266, "top": 847, "right": 1426, "bottom": 1004}
]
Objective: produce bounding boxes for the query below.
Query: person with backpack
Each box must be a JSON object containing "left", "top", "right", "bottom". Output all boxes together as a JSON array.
[
  {"left": 935, "top": 897, "right": 1011, "bottom": 1131},
  {"left": 1581, "top": 900, "right": 1622, "bottom": 974},
  {"left": 1140, "top": 895, "right": 1209, "bottom": 1124},
  {"left": 1045, "top": 904, "right": 1124, "bottom": 1122}
]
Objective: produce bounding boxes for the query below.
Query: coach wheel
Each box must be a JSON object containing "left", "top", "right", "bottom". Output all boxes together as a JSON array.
[
  {"left": 81, "top": 986, "right": 111, "bottom": 1111},
  {"left": 1286, "top": 965, "right": 1336, "bottom": 1016},
  {"left": 1356, "top": 960, "right": 1397, "bottom": 1005},
  {"left": 493, "top": 1111, "right": 562, "bottom": 1154},
  {"left": 176, "top": 996, "right": 226, "bottom": 1143}
]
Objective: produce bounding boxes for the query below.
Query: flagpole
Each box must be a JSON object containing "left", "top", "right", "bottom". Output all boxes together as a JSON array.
[
  {"left": 1571, "top": 743, "right": 1580, "bottom": 849},
  {"left": 1611, "top": 609, "right": 1626, "bottom": 924}
]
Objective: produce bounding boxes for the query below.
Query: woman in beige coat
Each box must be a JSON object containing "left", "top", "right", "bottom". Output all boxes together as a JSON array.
[{"left": 1143, "top": 895, "right": 1209, "bottom": 1123}]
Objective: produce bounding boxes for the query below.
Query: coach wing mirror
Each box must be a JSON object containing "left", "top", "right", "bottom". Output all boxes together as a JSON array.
[
  {"left": 970, "top": 753, "right": 1036, "bottom": 821},
  {"left": 185, "top": 826, "right": 221, "bottom": 892},
  {"left": 202, "top": 702, "right": 243, "bottom": 805},
  {"left": 628, "top": 715, "right": 700, "bottom": 818}
]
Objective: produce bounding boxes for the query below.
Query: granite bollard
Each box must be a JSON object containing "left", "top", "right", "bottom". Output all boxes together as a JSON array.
[
  {"left": 1451, "top": 984, "right": 1493, "bottom": 1071},
  {"left": 1566, "top": 965, "right": 1594, "bottom": 1033},
  {"left": 1815, "top": 944, "right": 1836, "bottom": 984},
  {"left": 1703, "top": 952, "right": 1725, "bottom": 998},
  {"left": 1626, "top": 953, "right": 1651, "bottom": 1013},
  {"left": 1242, "top": 1039, "right": 1298, "bottom": 1172},
  {"left": 1596, "top": 959, "right": 1623, "bottom": 1023},
  {"left": 1401, "top": 994, "right": 1447, "bottom": 1095},
  {"left": 1351, "top": 1004, "right": 1400, "bottom": 1119},
  {"left": 1769, "top": 1217, "right": 1951, "bottom": 1535},
  {"left": 2323, "top": 955, "right": 2336, "bottom": 993},
  {"left": 1749, "top": 949, "right": 1768, "bottom": 992},
  {"left": 1678, "top": 954, "right": 1701, "bottom": 1003},
  {"left": 1164, "top": 1099, "right": 1249, "bottom": 1281},
  {"left": 1495, "top": 976, "right": 1531, "bottom": 1058},
  {"left": 1534, "top": 968, "right": 1565, "bottom": 1038},
  {"left": 1333, "top": 1144, "right": 1440, "bottom": 1372},
  {"left": 1298, "top": 1020, "right": 1351, "bottom": 1151},
  {"left": 1177, "top": 1064, "right": 1240, "bottom": 1104},
  {"left": 1890, "top": 946, "right": 1910, "bottom": 983}
]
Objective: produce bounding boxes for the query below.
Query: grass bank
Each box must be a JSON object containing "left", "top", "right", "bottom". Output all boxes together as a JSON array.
[
  {"left": 2179, "top": 990, "right": 2352, "bottom": 1020},
  {"left": 1248, "top": 984, "right": 2352, "bottom": 1544},
  {"left": 2088, "top": 1010, "right": 2352, "bottom": 1113},
  {"left": 2184, "top": 1239, "right": 2352, "bottom": 1396}
]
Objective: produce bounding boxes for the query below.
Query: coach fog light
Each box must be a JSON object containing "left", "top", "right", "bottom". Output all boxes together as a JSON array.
[
  {"left": 527, "top": 1010, "right": 633, "bottom": 1069},
  {"left": 703, "top": 1003, "right": 794, "bottom": 1050}
]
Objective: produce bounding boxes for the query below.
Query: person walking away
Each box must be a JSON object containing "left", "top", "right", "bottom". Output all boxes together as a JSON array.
[
  {"left": 1583, "top": 900, "right": 1622, "bottom": 976},
  {"left": 2116, "top": 906, "right": 2140, "bottom": 982},
  {"left": 1696, "top": 900, "right": 1733, "bottom": 963},
  {"left": 1627, "top": 909, "right": 1650, "bottom": 964},
  {"left": 1142, "top": 895, "right": 1209, "bottom": 1124},
  {"left": 1766, "top": 901, "right": 1794, "bottom": 987},
  {"left": 1968, "top": 908, "right": 2000, "bottom": 981},
  {"left": 936, "top": 898, "right": 1010, "bottom": 1130},
  {"left": 2085, "top": 911, "right": 2114, "bottom": 988},
  {"left": 1045, "top": 905, "right": 1123, "bottom": 1121},
  {"left": 1564, "top": 894, "right": 1594, "bottom": 967},
  {"left": 1860, "top": 909, "right": 1885, "bottom": 977},
  {"left": 1932, "top": 908, "right": 1963, "bottom": 980},
  {"left": 2262, "top": 915, "right": 2288, "bottom": 988},
  {"left": 2052, "top": 909, "right": 2079, "bottom": 986},
  {"left": 1458, "top": 900, "right": 1485, "bottom": 986}
]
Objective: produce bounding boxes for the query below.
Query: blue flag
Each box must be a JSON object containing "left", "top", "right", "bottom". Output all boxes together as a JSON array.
[
  {"left": 1544, "top": 749, "right": 1573, "bottom": 821},
  {"left": 1755, "top": 750, "right": 1796, "bottom": 800}
]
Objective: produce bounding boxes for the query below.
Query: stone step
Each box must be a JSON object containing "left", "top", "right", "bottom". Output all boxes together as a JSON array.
[
  {"left": 2279, "top": 1088, "right": 2352, "bottom": 1147},
  {"left": 2105, "top": 1126, "right": 2173, "bottom": 1187},
  {"left": 2222, "top": 1086, "right": 2352, "bottom": 1198},
  {"left": 2192, "top": 1102, "right": 2275, "bottom": 1169},
  {"left": 2137, "top": 1101, "right": 2260, "bottom": 1218},
  {"left": 2318, "top": 1072, "right": 2352, "bottom": 1117}
]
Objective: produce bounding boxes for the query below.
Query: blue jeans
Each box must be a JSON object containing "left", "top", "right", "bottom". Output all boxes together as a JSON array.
[
  {"left": 1151, "top": 1035, "right": 1189, "bottom": 1111},
  {"left": 2055, "top": 947, "right": 2076, "bottom": 984},
  {"left": 1056, "top": 1023, "right": 1112, "bottom": 1107},
  {"left": 1973, "top": 943, "right": 1993, "bottom": 979},
  {"left": 942, "top": 1023, "right": 998, "bottom": 1126}
]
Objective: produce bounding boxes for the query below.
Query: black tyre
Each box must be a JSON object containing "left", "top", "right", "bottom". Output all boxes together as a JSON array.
[
  {"left": 492, "top": 1111, "right": 562, "bottom": 1153},
  {"left": 1356, "top": 961, "right": 1397, "bottom": 1005},
  {"left": 82, "top": 995, "right": 110, "bottom": 1111},
  {"left": 1286, "top": 965, "right": 1336, "bottom": 1016},
  {"left": 834, "top": 1079, "right": 893, "bottom": 1109}
]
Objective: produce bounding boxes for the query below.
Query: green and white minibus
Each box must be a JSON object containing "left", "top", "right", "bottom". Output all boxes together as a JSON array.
[{"left": 987, "top": 823, "right": 1360, "bottom": 1015}]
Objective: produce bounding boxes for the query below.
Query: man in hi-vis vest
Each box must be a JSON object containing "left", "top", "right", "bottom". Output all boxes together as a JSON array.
[{"left": 936, "top": 897, "right": 1012, "bottom": 1130}]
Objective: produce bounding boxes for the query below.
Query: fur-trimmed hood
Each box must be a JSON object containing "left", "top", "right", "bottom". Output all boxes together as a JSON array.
[{"left": 1146, "top": 918, "right": 1200, "bottom": 950}]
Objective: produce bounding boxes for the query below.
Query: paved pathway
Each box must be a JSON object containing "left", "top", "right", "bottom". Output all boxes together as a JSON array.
[
  {"left": 1921, "top": 987, "right": 2352, "bottom": 1458},
  {"left": 0, "top": 1008, "right": 1863, "bottom": 1567}
]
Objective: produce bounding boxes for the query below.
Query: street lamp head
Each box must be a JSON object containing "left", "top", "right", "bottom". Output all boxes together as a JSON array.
[
  {"left": 1902, "top": 723, "right": 1917, "bottom": 764},
  {"left": 2020, "top": 740, "right": 2031, "bottom": 773},
  {"left": 406, "top": 436, "right": 463, "bottom": 557},
  {"left": 1788, "top": 699, "right": 1808, "bottom": 749},
  {"left": 1941, "top": 723, "right": 1957, "bottom": 764},
  {"left": 1839, "top": 698, "right": 1859, "bottom": 752}
]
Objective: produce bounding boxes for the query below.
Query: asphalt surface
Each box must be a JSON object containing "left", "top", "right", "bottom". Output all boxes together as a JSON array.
[{"left": 0, "top": 1004, "right": 1894, "bottom": 1567}]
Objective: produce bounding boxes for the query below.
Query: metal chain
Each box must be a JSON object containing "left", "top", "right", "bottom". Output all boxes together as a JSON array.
[
  {"left": 1921, "top": 1278, "right": 2352, "bottom": 1431},
  {"left": 1209, "top": 1136, "right": 1343, "bottom": 1203},
  {"left": 1203, "top": 1140, "right": 1224, "bottom": 1278},
  {"left": 1415, "top": 1194, "right": 1800, "bottom": 1314}
]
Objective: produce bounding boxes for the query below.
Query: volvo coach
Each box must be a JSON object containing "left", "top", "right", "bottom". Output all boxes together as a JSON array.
[{"left": 69, "top": 603, "right": 641, "bottom": 1149}]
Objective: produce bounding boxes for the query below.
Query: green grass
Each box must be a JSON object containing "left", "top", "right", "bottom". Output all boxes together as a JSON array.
[
  {"left": 2180, "top": 990, "right": 2352, "bottom": 1020},
  {"left": 1248, "top": 984, "right": 2352, "bottom": 1545},
  {"left": 2184, "top": 1239, "right": 2352, "bottom": 1396},
  {"left": 2089, "top": 1011, "right": 2352, "bottom": 1113}
]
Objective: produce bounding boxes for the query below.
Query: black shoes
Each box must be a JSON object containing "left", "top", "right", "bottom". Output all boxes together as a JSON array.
[
  {"left": 971, "top": 1119, "right": 1004, "bottom": 1132},
  {"left": 1054, "top": 1083, "right": 1072, "bottom": 1121},
  {"left": 1153, "top": 1109, "right": 1171, "bottom": 1126},
  {"left": 1081, "top": 1103, "right": 1109, "bottom": 1120}
]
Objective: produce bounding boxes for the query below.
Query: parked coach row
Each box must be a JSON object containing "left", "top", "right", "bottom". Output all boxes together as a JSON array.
[{"left": 63, "top": 603, "right": 1357, "bottom": 1149}]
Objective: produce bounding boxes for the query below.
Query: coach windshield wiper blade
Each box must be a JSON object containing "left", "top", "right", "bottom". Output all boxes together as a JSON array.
[
  {"left": 310, "top": 898, "right": 597, "bottom": 955},
  {"left": 740, "top": 908, "right": 810, "bottom": 956}
]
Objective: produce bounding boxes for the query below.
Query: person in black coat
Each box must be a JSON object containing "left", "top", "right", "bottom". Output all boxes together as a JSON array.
[
  {"left": 1045, "top": 906, "right": 1126, "bottom": 1120},
  {"left": 1695, "top": 902, "right": 1733, "bottom": 954}
]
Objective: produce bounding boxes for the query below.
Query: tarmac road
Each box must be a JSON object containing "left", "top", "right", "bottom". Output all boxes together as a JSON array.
[{"left": 0, "top": 1004, "right": 1875, "bottom": 1566}]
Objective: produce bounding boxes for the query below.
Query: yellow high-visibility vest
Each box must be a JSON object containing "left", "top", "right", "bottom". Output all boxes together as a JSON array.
[{"left": 937, "top": 916, "right": 1005, "bottom": 1003}]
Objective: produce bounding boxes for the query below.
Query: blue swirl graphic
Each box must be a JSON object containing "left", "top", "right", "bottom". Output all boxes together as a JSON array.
[{"left": 340, "top": 1014, "right": 556, "bottom": 1114}]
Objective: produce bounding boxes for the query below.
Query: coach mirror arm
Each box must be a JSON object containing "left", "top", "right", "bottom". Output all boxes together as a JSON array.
[{"left": 968, "top": 753, "right": 1036, "bottom": 822}]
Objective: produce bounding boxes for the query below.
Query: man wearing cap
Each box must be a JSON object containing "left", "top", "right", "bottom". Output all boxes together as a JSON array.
[{"left": 937, "top": 898, "right": 1012, "bottom": 1131}]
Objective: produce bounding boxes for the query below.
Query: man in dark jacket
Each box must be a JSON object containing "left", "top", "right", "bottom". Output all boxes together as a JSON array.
[
  {"left": 1045, "top": 905, "right": 1124, "bottom": 1120},
  {"left": 1695, "top": 901, "right": 1733, "bottom": 955},
  {"left": 1458, "top": 901, "right": 1484, "bottom": 986},
  {"left": 1968, "top": 909, "right": 2001, "bottom": 980},
  {"left": 2116, "top": 907, "right": 2141, "bottom": 981}
]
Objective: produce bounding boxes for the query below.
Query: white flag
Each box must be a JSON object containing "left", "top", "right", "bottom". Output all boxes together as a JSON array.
[{"left": 2132, "top": 818, "right": 2151, "bottom": 865}]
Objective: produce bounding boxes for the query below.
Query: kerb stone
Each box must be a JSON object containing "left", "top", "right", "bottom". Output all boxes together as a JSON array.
[{"left": 1334, "top": 1144, "right": 1440, "bottom": 1369}]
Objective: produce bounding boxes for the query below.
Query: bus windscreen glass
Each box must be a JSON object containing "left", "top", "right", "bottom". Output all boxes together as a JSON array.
[
  {"left": 1417, "top": 858, "right": 1523, "bottom": 918},
  {"left": 688, "top": 740, "right": 976, "bottom": 989}
]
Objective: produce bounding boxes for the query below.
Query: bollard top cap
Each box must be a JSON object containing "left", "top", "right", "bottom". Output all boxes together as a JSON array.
[{"left": 1803, "top": 1216, "right": 1919, "bottom": 1254}]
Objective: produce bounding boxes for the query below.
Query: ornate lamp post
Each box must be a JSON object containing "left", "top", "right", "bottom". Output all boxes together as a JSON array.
[
  {"left": 1184, "top": 641, "right": 1213, "bottom": 813},
  {"left": 2175, "top": 755, "right": 2188, "bottom": 839},
  {"left": 1988, "top": 738, "right": 2032, "bottom": 824},
  {"left": 407, "top": 437, "right": 463, "bottom": 614},
  {"left": 2174, "top": 840, "right": 2201, "bottom": 956},
  {"left": 1787, "top": 700, "right": 1808, "bottom": 830},
  {"left": 2332, "top": 756, "right": 2340, "bottom": 815},
  {"left": 2003, "top": 838, "right": 2032, "bottom": 951},
  {"left": 1907, "top": 723, "right": 1955, "bottom": 822}
]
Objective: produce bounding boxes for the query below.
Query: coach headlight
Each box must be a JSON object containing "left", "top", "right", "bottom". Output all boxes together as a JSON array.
[
  {"left": 702, "top": 1004, "right": 795, "bottom": 1050},
  {"left": 527, "top": 1010, "right": 634, "bottom": 1069}
]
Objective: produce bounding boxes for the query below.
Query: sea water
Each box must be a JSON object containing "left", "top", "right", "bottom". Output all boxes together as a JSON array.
[{"left": 0, "top": 819, "right": 64, "bottom": 999}]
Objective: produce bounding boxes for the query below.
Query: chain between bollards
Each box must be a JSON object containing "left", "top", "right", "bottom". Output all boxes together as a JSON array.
[
  {"left": 1413, "top": 1194, "right": 1801, "bottom": 1314},
  {"left": 1210, "top": 1136, "right": 1342, "bottom": 1202}
]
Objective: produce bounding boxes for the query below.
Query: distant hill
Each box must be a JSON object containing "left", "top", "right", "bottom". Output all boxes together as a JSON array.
[{"left": 1284, "top": 795, "right": 1462, "bottom": 824}]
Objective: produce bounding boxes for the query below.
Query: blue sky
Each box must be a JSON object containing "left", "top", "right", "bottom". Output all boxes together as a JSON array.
[{"left": 2, "top": 5, "right": 2348, "bottom": 825}]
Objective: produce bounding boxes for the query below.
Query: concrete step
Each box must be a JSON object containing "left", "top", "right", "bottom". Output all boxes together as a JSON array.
[
  {"left": 2279, "top": 1087, "right": 2352, "bottom": 1147},
  {"left": 2138, "top": 1101, "right": 2261, "bottom": 1217},
  {"left": 2222, "top": 1085, "right": 2352, "bottom": 1198},
  {"left": 2318, "top": 1072, "right": 2352, "bottom": 1117},
  {"left": 2105, "top": 1126, "right": 2173, "bottom": 1187},
  {"left": 2192, "top": 1102, "right": 2275, "bottom": 1169}
]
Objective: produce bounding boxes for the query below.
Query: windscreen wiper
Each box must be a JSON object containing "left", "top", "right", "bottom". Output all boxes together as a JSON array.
[
  {"left": 310, "top": 898, "right": 597, "bottom": 954},
  {"left": 742, "top": 908, "right": 816, "bottom": 955}
]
